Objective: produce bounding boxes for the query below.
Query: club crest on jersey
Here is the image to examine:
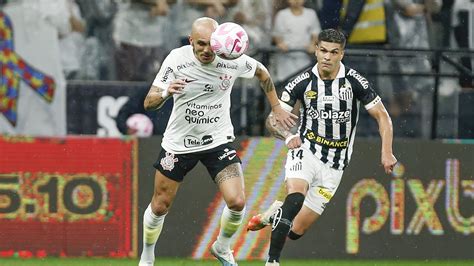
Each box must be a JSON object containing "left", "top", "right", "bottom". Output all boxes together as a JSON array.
[
  {"left": 338, "top": 84, "right": 353, "bottom": 101},
  {"left": 305, "top": 90, "right": 318, "bottom": 99},
  {"left": 160, "top": 152, "right": 178, "bottom": 171},
  {"left": 219, "top": 74, "right": 232, "bottom": 90},
  {"left": 281, "top": 91, "right": 291, "bottom": 102}
]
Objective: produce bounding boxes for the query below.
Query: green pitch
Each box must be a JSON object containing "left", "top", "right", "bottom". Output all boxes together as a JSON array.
[{"left": 0, "top": 258, "right": 473, "bottom": 266}]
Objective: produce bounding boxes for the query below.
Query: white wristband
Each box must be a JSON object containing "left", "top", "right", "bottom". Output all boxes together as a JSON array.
[
  {"left": 161, "top": 88, "right": 169, "bottom": 99},
  {"left": 285, "top": 134, "right": 299, "bottom": 145}
]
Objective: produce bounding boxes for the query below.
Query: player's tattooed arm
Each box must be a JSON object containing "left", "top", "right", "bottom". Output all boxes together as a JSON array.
[
  {"left": 215, "top": 163, "right": 243, "bottom": 185},
  {"left": 254, "top": 61, "right": 298, "bottom": 129},
  {"left": 144, "top": 80, "right": 186, "bottom": 110},
  {"left": 255, "top": 62, "right": 275, "bottom": 93},
  {"left": 144, "top": 85, "right": 167, "bottom": 110}
]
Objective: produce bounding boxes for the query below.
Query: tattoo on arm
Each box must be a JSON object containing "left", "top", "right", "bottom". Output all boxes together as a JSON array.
[
  {"left": 260, "top": 76, "right": 275, "bottom": 93},
  {"left": 144, "top": 86, "right": 167, "bottom": 110},
  {"left": 215, "top": 163, "right": 243, "bottom": 185},
  {"left": 256, "top": 62, "right": 275, "bottom": 93},
  {"left": 265, "top": 112, "right": 292, "bottom": 141}
]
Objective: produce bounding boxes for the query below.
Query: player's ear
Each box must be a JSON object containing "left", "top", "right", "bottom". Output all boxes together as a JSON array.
[{"left": 188, "top": 35, "right": 193, "bottom": 45}]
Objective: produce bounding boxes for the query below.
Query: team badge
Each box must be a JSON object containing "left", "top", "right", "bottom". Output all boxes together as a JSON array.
[
  {"left": 281, "top": 91, "right": 291, "bottom": 102},
  {"left": 305, "top": 90, "right": 318, "bottom": 99},
  {"left": 338, "top": 84, "right": 353, "bottom": 101},
  {"left": 219, "top": 74, "right": 232, "bottom": 90},
  {"left": 160, "top": 152, "right": 178, "bottom": 171}
]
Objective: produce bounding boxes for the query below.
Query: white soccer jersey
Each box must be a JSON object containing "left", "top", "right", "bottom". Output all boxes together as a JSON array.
[{"left": 152, "top": 45, "right": 257, "bottom": 154}]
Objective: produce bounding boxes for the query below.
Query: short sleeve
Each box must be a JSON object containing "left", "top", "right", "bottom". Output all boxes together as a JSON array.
[
  {"left": 279, "top": 71, "right": 312, "bottom": 111},
  {"left": 236, "top": 55, "right": 258, "bottom": 79},
  {"left": 346, "top": 68, "right": 381, "bottom": 110},
  {"left": 152, "top": 51, "right": 177, "bottom": 90}
]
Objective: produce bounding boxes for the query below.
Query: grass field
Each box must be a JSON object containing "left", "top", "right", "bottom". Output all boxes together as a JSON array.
[{"left": 0, "top": 258, "right": 472, "bottom": 266}]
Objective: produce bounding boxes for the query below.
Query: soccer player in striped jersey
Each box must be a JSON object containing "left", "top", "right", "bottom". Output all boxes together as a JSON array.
[{"left": 247, "top": 29, "right": 398, "bottom": 266}]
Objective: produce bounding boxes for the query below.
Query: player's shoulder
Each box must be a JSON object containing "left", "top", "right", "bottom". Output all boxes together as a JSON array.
[
  {"left": 168, "top": 45, "right": 192, "bottom": 58},
  {"left": 344, "top": 66, "right": 370, "bottom": 90},
  {"left": 284, "top": 67, "right": 313, "bottom": 92}
]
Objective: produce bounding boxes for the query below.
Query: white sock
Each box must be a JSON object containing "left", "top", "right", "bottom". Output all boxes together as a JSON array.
[
  {"left": 139, "top": 204, "right": 166, "bottom": 264},
  {"left": 216, "top": 205, "right": 245, "bottom": 249}
]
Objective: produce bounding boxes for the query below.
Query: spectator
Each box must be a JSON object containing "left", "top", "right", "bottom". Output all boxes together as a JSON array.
[
  {"left": 113, "top": 0, "right": 175, "bottom": 82},
  {"left": 173, "top": 0, "right": 230, "bottom": 46},
  {"left": 339, "top": 0, "right": 388, "bottom": 137},
  {"left": 76, "top": 0, "right": 118, "bottom": 80},
  {"left": 340, "top": 0, "right": 387, "bottom": 45},
  {"left": 232, "top": 0, "right": 272, "bottom": 53},
  {"left": 59, "top": 0, "right": 86, "bottom": 79},
  {"left": 390, "top": 0, "right": 441, "bottom": 138},
  {"left": 319, "top": 0, "right": 342, "bottom": 29},
  {"left": 452, "top": 0, "right": 473, "bottom": 88},
  {"left": 272, "top": 0, "right": 320, "bottom": 82}
]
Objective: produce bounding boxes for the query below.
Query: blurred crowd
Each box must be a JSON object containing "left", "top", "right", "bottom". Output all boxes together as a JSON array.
[
  {"left": 0, "top": 0, "right": 472, "bottom": 138},
  {"left": 0, "top": 0, "right": 470, "bottom": 82}
]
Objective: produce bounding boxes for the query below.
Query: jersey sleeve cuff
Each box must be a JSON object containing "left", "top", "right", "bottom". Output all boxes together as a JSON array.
[{"left": 364, "top": 96, "right": 381, "bottom": 110}]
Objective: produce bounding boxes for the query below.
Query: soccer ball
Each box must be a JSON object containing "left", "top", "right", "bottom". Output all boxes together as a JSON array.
[
  {"left": 210, "top": 22, "right": 249, "bottom": 60},
  {"left": 126, "top": 113, "right": 153, "bottom": 137}
]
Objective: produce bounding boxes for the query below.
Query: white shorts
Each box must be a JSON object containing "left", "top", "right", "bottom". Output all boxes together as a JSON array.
[{"left": 285, "top": 145, "right": 343, "bottom": 215}]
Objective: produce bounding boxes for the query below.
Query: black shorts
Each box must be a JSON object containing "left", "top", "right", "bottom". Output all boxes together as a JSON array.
[{"left": 153, "top": 143, "right": 241, "bottom": 182}]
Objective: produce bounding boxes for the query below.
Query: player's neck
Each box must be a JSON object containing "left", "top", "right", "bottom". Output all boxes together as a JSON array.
[
  {"left": 290, "top": 6, "right": 303, "bottom": 15},
  {"left": 318, "top": 65, "right": 340, "bottom": 80}
]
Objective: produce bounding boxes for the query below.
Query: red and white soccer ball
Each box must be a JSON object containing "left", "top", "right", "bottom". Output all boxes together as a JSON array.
[
  {"left": 126, "top": 113, "right": 153, "bottom": 137},
  {"left": 211, "top": 22, "right": 249, "bottom": 60}
]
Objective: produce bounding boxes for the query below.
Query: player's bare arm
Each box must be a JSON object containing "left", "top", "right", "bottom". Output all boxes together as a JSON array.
[
  {"left": 254, "top": 62, "right": 298, "bottom": 130},
  {"left": 144, "top": 79, "right": 186, "bottom": 110},
  {"left": 266, "top": 102, "right": 302, "bottom": 149},
  {"left": 367, "top": 101, "right": 398, "bottom": 174},
  {"left": 215, "top": 163, "right": 243, "bottom": 185}
]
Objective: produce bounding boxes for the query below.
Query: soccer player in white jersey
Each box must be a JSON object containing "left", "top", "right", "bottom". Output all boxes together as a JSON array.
[
  {"left": 247, "top": 29, "right": 398, "bottom": 266},
  {"left": 138, "top": 17, "right": 297, "bottom": 266}
]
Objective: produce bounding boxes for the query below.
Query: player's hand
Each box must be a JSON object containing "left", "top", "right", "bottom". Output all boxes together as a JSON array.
[
  {"left": 168, "top": 79, "right": 187, "bottom": 95},
  {"left": 272, "top": 105, "right": 298, "bottom": 130},
  {"left": 285, "top": 134, "right": 301, "bottom": 149},
  {"left": 381, "top": 153, "right": 397, "bottom": 175}
]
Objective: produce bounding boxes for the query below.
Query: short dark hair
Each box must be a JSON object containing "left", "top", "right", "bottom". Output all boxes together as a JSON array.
[{"left": 317, "top": 29, "right": 346, "bottom": 48}]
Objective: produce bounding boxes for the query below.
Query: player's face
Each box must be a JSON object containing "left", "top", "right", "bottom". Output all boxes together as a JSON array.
[
  {"left": 189, "top": 30, "right": 216, "bottom": 64},
  {"left": 315, "top": 41, "right": 344, "bottom": 77}
]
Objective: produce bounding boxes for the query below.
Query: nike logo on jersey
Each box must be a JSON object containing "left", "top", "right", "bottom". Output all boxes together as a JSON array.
[
  {"left": 184, "top": 78, "right": 197, "bottom": 83},
  {"left": 228, "top": 155, "right": 236, "bottom": 160}
]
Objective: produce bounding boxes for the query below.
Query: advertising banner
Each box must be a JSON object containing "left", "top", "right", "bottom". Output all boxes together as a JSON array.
[
  {"left": 137, "top": 137, "right": 474, "bottom": 260},
  {"left": 0, "top": 136, "right": 138, "bottom": 257},
  {"left": 66, "top": 82, "right": 172, "bottom": 137}
]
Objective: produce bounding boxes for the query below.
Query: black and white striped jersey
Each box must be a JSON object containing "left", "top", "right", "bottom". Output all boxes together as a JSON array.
[{"left": 279, "top": 63, "right": 381, "bottom": 170}]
